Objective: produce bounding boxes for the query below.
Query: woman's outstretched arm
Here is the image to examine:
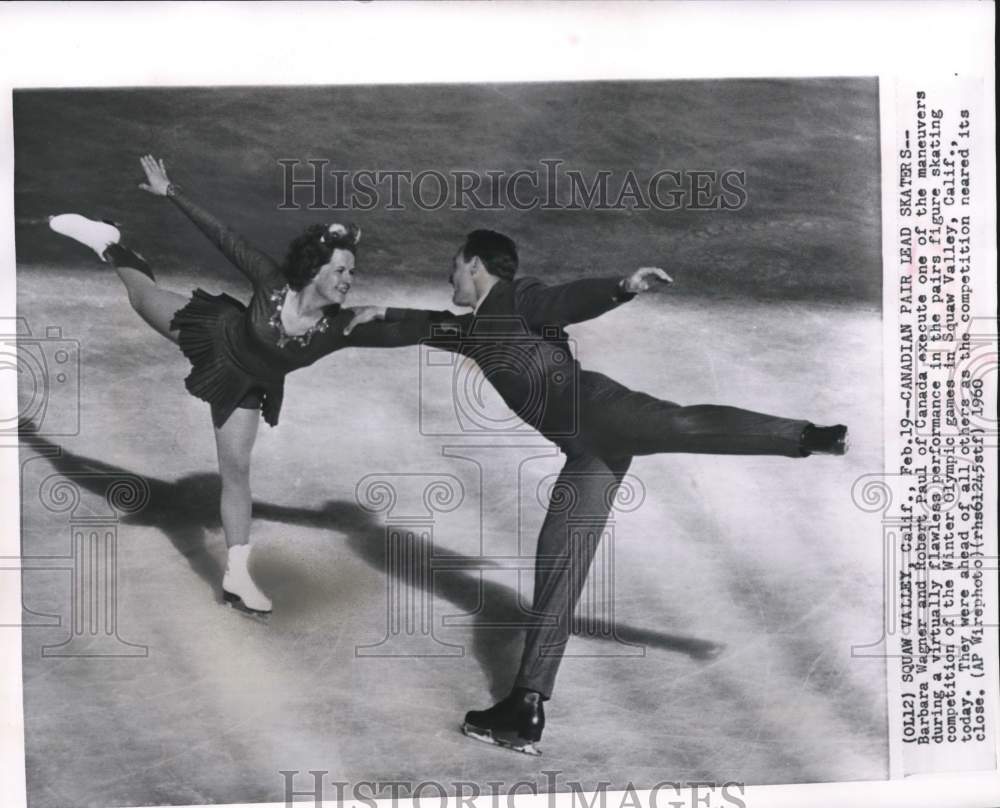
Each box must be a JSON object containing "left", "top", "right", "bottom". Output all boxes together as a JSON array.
[
  {"left": 340, "top": 305, "right": 465, "bottom": 349},
  {"left": 139, "top": 154, "right": 280, "bottom": 286}
]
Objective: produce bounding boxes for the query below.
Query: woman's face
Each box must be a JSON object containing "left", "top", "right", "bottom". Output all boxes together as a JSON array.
[{"left": 310, "top": 248, "right": 355, "bottom": 305}]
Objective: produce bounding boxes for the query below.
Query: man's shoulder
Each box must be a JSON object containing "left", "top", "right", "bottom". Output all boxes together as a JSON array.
[
  {"left": 509, "top": 276, "right": 547, "bottom": 302},
  {"left": 481, "top": 277, "right": 540, "bottom": 311}
]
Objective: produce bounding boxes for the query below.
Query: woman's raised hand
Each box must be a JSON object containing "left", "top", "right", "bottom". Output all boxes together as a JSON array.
[
  {"left": 138, "top": 154, "right": 173, "bottom": 196},
  {"left": 623, "top": 266, "right": 673, "bottom": 294}
]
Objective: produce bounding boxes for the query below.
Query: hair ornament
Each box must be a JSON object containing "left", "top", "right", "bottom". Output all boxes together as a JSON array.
[{"left": 321, "top": 222, "right": 362, "bottom": 248}]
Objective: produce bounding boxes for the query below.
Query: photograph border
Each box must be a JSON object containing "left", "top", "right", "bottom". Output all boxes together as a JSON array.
[{"left": 1, "top": 3, "right": 996, "bottom": 808}]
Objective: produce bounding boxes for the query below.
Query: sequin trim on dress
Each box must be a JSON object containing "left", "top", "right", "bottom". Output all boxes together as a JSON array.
[{"left": 268, "top": 285, "right": 331, "bottom": 348}]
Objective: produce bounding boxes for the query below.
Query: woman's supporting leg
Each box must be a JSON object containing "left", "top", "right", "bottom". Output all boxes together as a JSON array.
[
  {"left": 213, "top": 407, "right": 272, "bottom": 615},
  {"left": 214, "top": 406, "right": 259, "bottom": 548}
]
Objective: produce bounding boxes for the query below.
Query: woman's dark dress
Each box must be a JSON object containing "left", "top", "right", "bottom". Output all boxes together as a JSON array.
[{"left": 166, "top": 191, "right": 438, "bottom": 428}]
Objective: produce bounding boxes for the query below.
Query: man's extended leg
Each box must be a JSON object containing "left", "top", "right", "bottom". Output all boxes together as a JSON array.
[
  {"left": 462, "top": 451, "right": 631, "bottom": 754},
  {"left": 578, "top": 371, "right": 844, "bottom": 458}
]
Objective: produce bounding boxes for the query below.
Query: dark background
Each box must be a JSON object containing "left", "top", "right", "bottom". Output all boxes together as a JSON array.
[{"left": 14, "top": 78, "right": 880, "bottom": 303}]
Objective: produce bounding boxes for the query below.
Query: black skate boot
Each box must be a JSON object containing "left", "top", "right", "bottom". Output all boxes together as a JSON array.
[
  {"left": 103, "top": 243, "right": 155, "bottom": 281},
  {"left": 800, "top": 423, "right": 849, "bottom": 456},
  {"left": 462, "top": 688, "right": 545, "bottom": 756}
]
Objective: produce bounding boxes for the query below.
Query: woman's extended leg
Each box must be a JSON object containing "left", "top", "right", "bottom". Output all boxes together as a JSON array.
[
  {"left": 105, "top": 244, "right": 186, "bottom": 343},
  {"left": 49, "top": 214, "right": 186, "bottom": 343},
  {"left": 213, "top": 405, "right": 272, "bottom": 616}
]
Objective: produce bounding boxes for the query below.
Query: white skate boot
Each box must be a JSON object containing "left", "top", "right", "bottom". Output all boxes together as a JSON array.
[
  {"left": 222, "top": 544, "right": 272, "bottom": 619},
  {"left": 48, "top": 214, "right": 121, "bottom": 260}
]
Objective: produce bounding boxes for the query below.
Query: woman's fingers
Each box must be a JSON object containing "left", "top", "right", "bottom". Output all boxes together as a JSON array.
[
  {"left": 638, "top": 266, "right": 673, "bottom": 284},
  {"left": 139, "top": 154, "right": 167, "bottom": 180},
  {"left": 344, "top": 308, "right": 384, "bottom": 335},
  {"left": 343, "top": 312, "right": 366, "bottom": 335},
  {"left": 626, "top": 266, "right": 673, "bottom": 295}
]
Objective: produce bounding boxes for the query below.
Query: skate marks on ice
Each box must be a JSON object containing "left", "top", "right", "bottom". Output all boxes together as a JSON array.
[
  {"left": 21, "top": 429, "right": 226, "bottom": 597},
  {"left": 18, "top": 433, "right": 727, "bottom": 693},
  {"left": 15, "top": 438, "right": 885, "bottom": 789}
]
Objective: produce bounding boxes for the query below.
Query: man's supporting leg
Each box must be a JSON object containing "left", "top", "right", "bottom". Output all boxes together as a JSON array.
[
  {"left": 513, "top": 451, "right": 633, "bottom": 697},
  {"left": 462, "top": 450, "right": 631, "bottom": 753}
]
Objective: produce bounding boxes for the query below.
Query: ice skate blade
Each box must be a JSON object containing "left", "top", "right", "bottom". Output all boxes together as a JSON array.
[
  {"left": 223, "top": 591, "right": 271, "bottom": 621},
  {"left": 461, "top": 722, "right": 541, "bottom": 756}
]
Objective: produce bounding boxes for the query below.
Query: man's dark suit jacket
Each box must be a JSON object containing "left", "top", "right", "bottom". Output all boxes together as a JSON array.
[{"left": 387, "top": 276, "right": 634, "bottom": 453}]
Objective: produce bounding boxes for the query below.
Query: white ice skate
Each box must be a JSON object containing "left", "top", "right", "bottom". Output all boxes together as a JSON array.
[
  {"left": 222, "top": 544, "right": 272, "bottom": 620},
  {"left": 48, "top": 214, "right": 121, "bottom": 260}
]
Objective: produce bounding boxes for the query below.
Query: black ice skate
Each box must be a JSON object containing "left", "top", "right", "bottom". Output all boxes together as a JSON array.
[
  {"left": 461, "top": 689, "right": 545, "bottom": 756},
  {"left": 800, "top": 423, "right": 849, "bottom": 456}
]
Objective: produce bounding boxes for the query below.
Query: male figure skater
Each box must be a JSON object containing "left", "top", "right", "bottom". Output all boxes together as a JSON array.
[{"left": 363, "top": 230, "right": 847, "bottom": 754}]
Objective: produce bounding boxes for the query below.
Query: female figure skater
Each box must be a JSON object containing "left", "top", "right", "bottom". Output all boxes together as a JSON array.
[{"left": 49, "top": 155, "right": 433, "bottom": 619}]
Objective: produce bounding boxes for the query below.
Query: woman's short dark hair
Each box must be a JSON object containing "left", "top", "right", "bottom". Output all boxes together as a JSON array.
[
  {"left": 281, "top": 223, "right": 360, "bottom": 290},
  {"left": 461, "top": 229, "right": 518, "bottom": 281}
]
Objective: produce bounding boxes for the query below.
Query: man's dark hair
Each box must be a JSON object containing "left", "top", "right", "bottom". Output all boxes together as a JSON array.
[{"left": 461, "top": 229, "right": 518, "bottom": 281}]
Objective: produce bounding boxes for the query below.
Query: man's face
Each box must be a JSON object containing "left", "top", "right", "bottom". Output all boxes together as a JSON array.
[
  {"left": 312, "top": 248, "right": 355, "bottom": 305},
  {"left": 449, "top": 250, "right": 479, "bottom": 307}
]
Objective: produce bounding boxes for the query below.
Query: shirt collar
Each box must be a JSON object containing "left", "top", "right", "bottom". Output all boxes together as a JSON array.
[{"left": 472, "top": 279, "right": 502, "bottom": 315}]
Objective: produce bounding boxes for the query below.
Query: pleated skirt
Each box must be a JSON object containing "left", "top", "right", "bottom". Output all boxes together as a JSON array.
[{"left": 169, "top": 289, "right": 284, "bottom": 428}]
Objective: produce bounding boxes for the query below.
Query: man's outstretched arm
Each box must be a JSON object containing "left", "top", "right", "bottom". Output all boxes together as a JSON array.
[
  {"left": 139, "top": 154, "right": 280, "bottom": 286},
  {"left": 515, "top": 267, "right": 673, "bottom": 328}
]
